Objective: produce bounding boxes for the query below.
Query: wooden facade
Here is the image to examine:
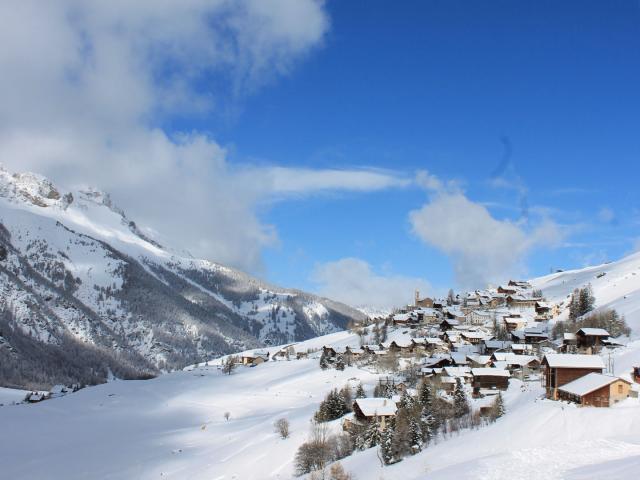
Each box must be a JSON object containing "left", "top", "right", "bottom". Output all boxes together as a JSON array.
[
  {"left": 542, "top": 360, "right": 604, "bottom": 400},
  {"left": 558, "top": 377, "right": 631, "bottom": 407}
]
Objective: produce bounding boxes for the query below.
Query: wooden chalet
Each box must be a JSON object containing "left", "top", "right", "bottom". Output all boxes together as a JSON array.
[
  {"left": 497, "top": 285, "right": 519, "bottom": 295},
  {"left": 471, "top": 368, "right": 510, "bottom": 390},
  {"left": 575, "top": 328, "right": 610, "bottom": 350},
  {"left": 535, "top": 301, "right": 552, "bottom": 317},
  {"left": 241, "top": 351, "right": 270, "bottom": 366},
  {"left": 542, "top": 354, "right": 606, "bottom": 400},
  {"left": 353, "top": 398, "right": 397, "bottom": 428},
  {"left": 482, "top": 339, "right": 512, "bottom": 354},
  {"left": 506, "top": 294, "right": 538, "bottom": 310},
  {"left": 557, "top": 373, "right": 631, "bottom": 407}
]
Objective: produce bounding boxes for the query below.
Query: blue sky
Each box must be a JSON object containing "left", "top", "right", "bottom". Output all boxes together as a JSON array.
[
  {"left": 216, "top": 1, "right": 640, "bottom": 298},
  {"left": 2, "top": 0, "right": 639, "bottom": 308}
]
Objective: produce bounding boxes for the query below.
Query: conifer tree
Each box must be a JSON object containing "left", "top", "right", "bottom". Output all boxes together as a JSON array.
[
  {"left": 493, "top": 393, "right": 505, "bottom": 419},
  {"left": 453, "top": 378, "right": 469, "bottom": 418},
  {"left": 335, "top": 354, "right": 345, "bottom": 371},
  {"left": 379, "top": 425, "right": 394, "bottom": 465},
  {"left": 363, "top": 420, "right": 380, "bottom": 449},
  {"left": 417, "top": 381, "right": 432, "bottom": 410},
  {"left": 397, "top": 391, "right": 415, "bottom": 410},
  {"left": 355, "top": 382, "right": 366, "bottom": 399},
  {"left": 408, "top": 417, "right": 423, "bottom": 451},
  {"left": 319, "top": 350, "right": 330, "bottom": 370}
]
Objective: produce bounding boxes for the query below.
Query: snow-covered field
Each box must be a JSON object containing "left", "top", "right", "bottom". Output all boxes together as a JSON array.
[{"left": 1, "top": 329, "right": 639, "bottom": 480}]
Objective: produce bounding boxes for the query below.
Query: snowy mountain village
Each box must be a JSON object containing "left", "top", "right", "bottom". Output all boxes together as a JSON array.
[{"left": 184, "top": 276, "right": 640, "bottom": 478}]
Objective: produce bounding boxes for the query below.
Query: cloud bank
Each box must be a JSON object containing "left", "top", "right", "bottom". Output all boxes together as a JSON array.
[
  {"left": 0, "top": 0, "right": 406, "bottom": 272},
  {"left": 410, "top": 171, "right": 563, "bottom": 289},
  {"left": 311, "top": 258, "right": 431, "bottom": 311}
]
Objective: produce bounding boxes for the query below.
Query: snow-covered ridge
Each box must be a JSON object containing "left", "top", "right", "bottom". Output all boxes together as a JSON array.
[
  {"left": 0, "top": 165, "right": 365, "bottom": 389},
  {"left": 531, "top": 252, "right": 640, "bottom": 333}
]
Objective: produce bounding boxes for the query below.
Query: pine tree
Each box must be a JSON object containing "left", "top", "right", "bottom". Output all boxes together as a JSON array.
[
  {"left": 335, "top": 354, "right": 345, "bottom": 371},
  {"left": 417, "top": 381, "right": 432, "bottom": 410},
  {"left": 493, "top": 393, "right": 505, "bottom": 419},
  {"left": 379, "top": 425, "right": 395, "bottom": 465},
  {"left": 363, "top": 420, "right": 380, "bottom": 449},
  {"left": 578, "top": 285, "right": 596, "bottom": 317},
  {"left": 319, "top": 350, "right": 330, "bottom": 370},
  {"left": 397, "top": 391, "right": 415, "bottom": 410},
  {"left": 453, "top": 378, "right": 469, "bottom": 418},
  {"left": 355, "top": 382, "right": 366, "bottom": 399},
  {"left": 420, "top": 408, "right": 434, "bottom": 443},
  {"left": 569, "top": 289, "right": 580, "bottom": 321},
  {"left": 408, "top": 417, "right": 423, "bottom": 451}
]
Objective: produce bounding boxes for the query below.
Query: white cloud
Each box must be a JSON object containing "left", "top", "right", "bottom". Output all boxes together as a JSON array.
[
  {"left": 409, "top": 170, "right": 564, "bottom": 289},
  {"left": 0, "top": 0, "right": 407, "bottom": 272},
  {"left": 257, "top": 167, "right": 410, "bottom": 196},
  {"left": 311, "top": 258, "right": 431, "bottom": 310}
]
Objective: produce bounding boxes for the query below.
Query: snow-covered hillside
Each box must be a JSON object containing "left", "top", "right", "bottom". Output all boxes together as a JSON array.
[
  {"left": 531, "top": 252, "right": 640, "bottom": 333},
  {"left": 0, "top": 165, "right": 365, "bottom": 389},
  {"left": 1, "top": 327, "right": 639, "bottom": 480}
]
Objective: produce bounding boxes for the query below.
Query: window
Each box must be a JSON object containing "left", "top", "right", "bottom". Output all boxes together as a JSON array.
[{"left": 618, "top": 384, "right": 623, "bottom": 394}]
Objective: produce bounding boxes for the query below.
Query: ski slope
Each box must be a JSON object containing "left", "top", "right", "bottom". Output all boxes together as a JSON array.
[{"left": 531, "top": 251, "right": 640, "bottom": 333}]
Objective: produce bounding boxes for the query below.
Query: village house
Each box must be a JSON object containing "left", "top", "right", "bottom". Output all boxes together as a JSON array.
[
  {"left": 471, "top": 368, "right": 511, "bottom": 391},
  {"left": 467, "top": 354, "right": 492, "bottom": 368},
  {"left": 353, "top": 398, "right": 397, "bottom": 428},
  {"left": 557, "top": 373, "right": 632, "bottom": 407},
  {"left": 482, "top": 339, "right": 513, "bottom": 355},
  {"left": 459, "top": 330, "right": 490, "bottom": 345},
  {"left": 511, "top": 326, "right": 548, "bottom": 344},
  {"left": 468, "top": 309, "right": 493, "bottom": 325},
  {"left": 542, "top": 354, "right": 606, "bottom": 400},
  {"left": 535, "top": 301, "right": 552, "bottom": 318},
  {"left": 561, "top": 332, "right": 578, "bottom": 352},
  {"left": 440, "top": 318, "right": 460, "bottom": 331},
  {"left": 442, "top": 366, "right": 473, "bottom": 383},
  {"left": 497, "top": 285, "right": 519, "bottom": 295},
  {"left": 575, "top": 328, "right": 610, "bottom": 351},
  {"left": 511, "top": 343, "right": 534, "bottom": 355},
  {"left": 503, "top": 314, "right": 526, "bottom": 333},
  {"left": 506, "top": 294, "right": 538, "bottom": 311},
  {"left": 241, "top": 351, "right": 270, "bottom": 366},
  {"left": 415, "top": 307, "right": 440, "bottom": 324}
]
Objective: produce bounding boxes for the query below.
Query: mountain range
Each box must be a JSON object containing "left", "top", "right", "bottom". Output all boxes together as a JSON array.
[{"left": 0, "top": 166, "right": 365, "bottom": 389}]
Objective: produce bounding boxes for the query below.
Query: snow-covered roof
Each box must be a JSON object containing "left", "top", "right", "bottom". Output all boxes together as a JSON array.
[
  {"left": 511, "top": 344, "right": 533, "bottom": 352},
  {"left": 460, "top": 331, "right": 489, "bottom": 340},
  {"left": 577, "top": 328, "right": 610, "bottom": 337},
  {"left": 484, "top": 340, "right": 512, "bottom": 349},
  {"left": 443, "top": 366, "right": 472, "bottom": 377},
  {"left": 558, "top": 373, "right": 629, "bottom": 397},
  {"left": 467, "top": 355, "right": 491, "bottom": 365},
  {"left": 543, "top": 354, "right": 605, "bottom": 369},
  {"left": 503, "top": 354, "right": 539, "bottom": 367},
  {"left": 472, "top": 368, "right": 511, "bottom": 377},
  {"left": 354, "top": 398, "right": 397, "bottom": 417},
  {"left": 563, "top": 333, "right": 577, "bottom": 341}
]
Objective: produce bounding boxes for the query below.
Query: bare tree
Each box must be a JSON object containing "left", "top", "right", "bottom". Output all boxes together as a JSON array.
[
  {"left": 222, "top": 355, "right": 237, "bottom": 375},
  {"left": 274, "top": 418, "right": 290, "bottom": 439}
]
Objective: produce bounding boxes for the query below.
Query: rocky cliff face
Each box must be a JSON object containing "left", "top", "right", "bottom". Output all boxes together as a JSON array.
[{"left": 0, "top": 166, "right": 365, "bottom": 389}]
